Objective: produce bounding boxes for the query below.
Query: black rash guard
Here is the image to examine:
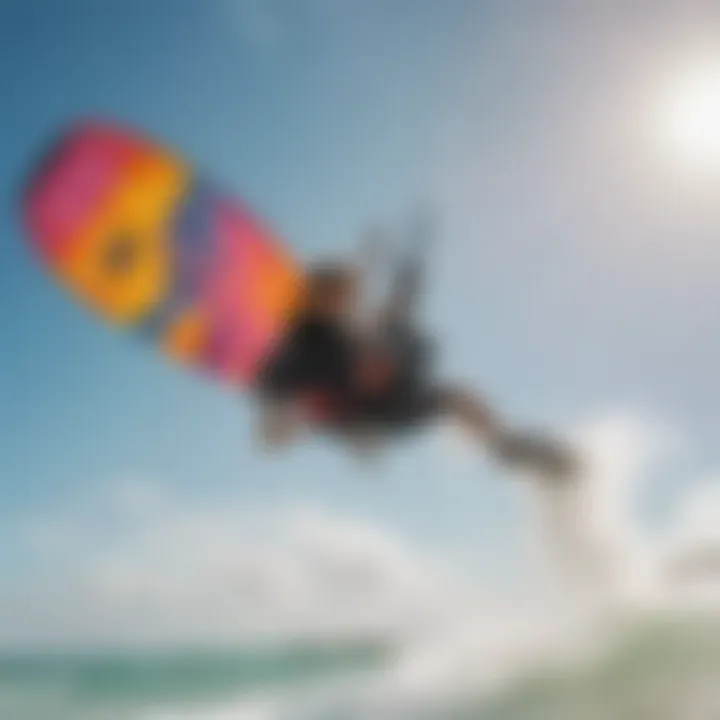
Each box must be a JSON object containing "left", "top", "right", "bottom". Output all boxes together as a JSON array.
[
  {"left": 258, "top": 315, "right": 443, "bottom": 431},
  {"left": 257, "top": 315, "right": 355, "bottom": 412}
]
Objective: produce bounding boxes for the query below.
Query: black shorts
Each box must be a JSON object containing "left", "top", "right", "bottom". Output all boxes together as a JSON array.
[{"left": 349, "top": 382, "right": 445, "bottom": 432}]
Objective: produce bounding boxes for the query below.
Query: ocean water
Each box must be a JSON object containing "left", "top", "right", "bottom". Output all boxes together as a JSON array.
[
  {"left": 0, "top": 641, "right": 391, "bottom": 720},
  {"left": 3, "top": 617, "right": 720, "bottom": 720}
]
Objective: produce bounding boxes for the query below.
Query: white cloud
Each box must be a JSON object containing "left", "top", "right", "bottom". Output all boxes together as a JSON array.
[
  {"left": 656, "top": 477, "right": 720, "bottom": 608},
  {"left": 665, "top": 477, "right": 720, "bottom": 555},
  {"left": 0, "top": 480, "right": 468, "bottom": 649}
]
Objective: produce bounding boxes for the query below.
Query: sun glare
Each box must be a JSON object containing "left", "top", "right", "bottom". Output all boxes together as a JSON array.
[{"left": 662, "top": 61, "right": 720, "bottom": 169}]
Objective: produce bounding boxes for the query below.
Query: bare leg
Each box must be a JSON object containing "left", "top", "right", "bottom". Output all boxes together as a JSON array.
[
  {"left": 439, "top": 386, "right": 503, "bottom": 443},
  {"left": 438, "top": 386, "right": 578, "bottom": 478}
]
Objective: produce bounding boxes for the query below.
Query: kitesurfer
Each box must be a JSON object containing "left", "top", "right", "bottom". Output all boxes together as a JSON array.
[{"left": 255, "top": 240, "right": 578, "bottom": 479}]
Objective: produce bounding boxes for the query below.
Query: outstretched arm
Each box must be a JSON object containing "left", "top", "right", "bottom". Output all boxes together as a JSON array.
[
  {"left": 349, "top": 227, "right": 392, "bottom": 336},
  {"left": 385, "top": 210, "right": 435, "bottom": 325}
]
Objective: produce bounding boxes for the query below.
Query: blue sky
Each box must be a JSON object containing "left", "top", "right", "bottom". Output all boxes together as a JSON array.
[{"left": 2, "top": 0, "right": 720, "bottom": 639}]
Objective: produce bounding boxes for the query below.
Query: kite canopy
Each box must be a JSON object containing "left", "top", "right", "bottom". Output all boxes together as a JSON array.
[{"left": 22, "top": 121, "right": 303, "bottom": 385}]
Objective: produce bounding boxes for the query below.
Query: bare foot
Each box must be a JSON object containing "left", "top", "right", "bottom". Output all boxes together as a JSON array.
[{"left": 492, "top": 430, "right": 580, "bottom": 480}]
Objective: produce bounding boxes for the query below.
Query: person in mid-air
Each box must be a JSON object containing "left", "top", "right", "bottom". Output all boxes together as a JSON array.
[
  {"left": 254, "top": 262, "right": 359, "bottom": 446},
  {"left": 255, "top": 229, "right": 578, "bottom": 478}
]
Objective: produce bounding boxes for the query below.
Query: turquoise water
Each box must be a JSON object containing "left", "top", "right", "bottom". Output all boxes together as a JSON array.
[
  {"left": 2, "top": 619, "right": 720, "bottom": 719},
  {"left": 0, "top": 641, "right": 392, "bottom": 719}
]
